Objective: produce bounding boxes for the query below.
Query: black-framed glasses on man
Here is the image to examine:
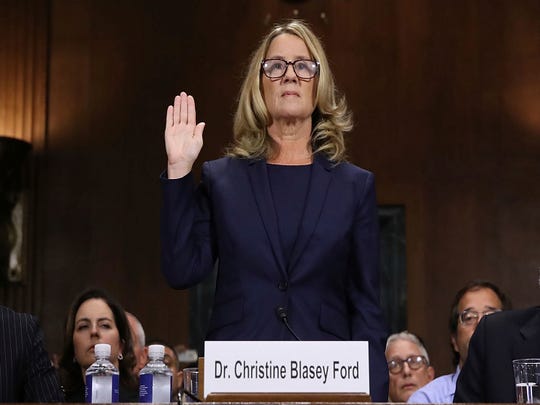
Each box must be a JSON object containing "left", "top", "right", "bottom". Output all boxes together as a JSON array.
[
  {"left": 387, "top": 355, "right": 428, "bottom": 374},
  {"left": 261, "top": 59, "right": 320, "bottom": 79},
  {"left": 458, "top": 308, "right": 502, "bottom": 326}
]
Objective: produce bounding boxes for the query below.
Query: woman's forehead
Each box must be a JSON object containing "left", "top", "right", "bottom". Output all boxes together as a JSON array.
[
  {"left": 76, "top": 298, "right": 113, "bottom": 319},
  {"left": 266, "top": 34, "right": 310, "bottom": 58}
]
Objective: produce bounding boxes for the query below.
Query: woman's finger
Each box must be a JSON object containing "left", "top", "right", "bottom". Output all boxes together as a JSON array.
[
  {"left": 187, "top": 95, "right": 196, "bottom": 129},
  {"left": 194, "top": 122, "right": 206, "bottom": 143},
  {"left": 173, "top": 95, "right": 181, "bottom": 124},
  {"left": 166, "top": 105, "right": 173, "bottom": 128},
  {"left": 179, "top": 92, "right": 188, "bottom": 124}
]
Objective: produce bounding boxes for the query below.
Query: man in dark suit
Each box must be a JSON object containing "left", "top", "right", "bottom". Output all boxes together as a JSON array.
[
  {"left": 454, "top": 306, "right": 540, "bottom": 402},
  {"left": 0, "top": 305, "right": 64, "bottom": 402}
]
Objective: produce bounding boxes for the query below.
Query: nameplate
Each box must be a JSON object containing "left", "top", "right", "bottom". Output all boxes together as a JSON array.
[{"left": 204, "top": 341, "right": 369, "bottom": 397}]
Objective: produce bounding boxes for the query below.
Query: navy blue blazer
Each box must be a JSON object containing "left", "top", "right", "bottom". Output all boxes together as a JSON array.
[
  {"left": 0, "top": 305, "right": 64, "bottom": 402},
  {"left": 160, "top": 155, "right": 389, "bottom": 401},
  {"left": 454, "top": 306, "right": 540, "bottom": 403}
]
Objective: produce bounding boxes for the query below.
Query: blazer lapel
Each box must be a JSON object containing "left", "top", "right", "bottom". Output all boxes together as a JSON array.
[
  {"left": 288, "top": 154, "right": 333, "bottom": 272},
  {"left": 516, "top": 307, "right": 540, "bottom": 358},
  {"left": 247, "top": 159, "right": 287, "bottom": 275}
]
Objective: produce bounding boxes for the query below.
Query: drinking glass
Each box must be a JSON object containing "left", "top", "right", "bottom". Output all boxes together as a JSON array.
[
  {"left": 513, "top": 358, "right": 540, "bottom": 403},
  {"left": 182, "top": 367, "right": 199, "bottom": 403}
]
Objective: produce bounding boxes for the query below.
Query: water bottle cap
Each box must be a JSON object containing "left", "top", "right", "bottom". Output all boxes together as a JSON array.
[
  {"left": 147, "top": 344, "right": 165, "bottom": 358},
  {"left": 94, "top": 343, "right": 111, "bottom": 357}
]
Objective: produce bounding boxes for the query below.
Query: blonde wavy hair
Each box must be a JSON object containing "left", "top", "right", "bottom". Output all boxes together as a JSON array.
[{"left": 227, "top": 19, "right": 352, "bottom": 163}]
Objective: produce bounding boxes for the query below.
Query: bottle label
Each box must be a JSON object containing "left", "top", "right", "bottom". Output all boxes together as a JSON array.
[
  {"left": 85, "top": 374, "right": 119, "bottom": 403},
  {"left": 139, "top": 374, "right": 172, "bottom": 403}
]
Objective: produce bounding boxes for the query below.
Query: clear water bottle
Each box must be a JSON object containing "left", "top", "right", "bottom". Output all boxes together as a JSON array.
[
  {"left": 85, "top": 343, "right": 119, "bottom": 403},
  {"left": 139, "top": 344, "right": 173, "bottom": 403}
]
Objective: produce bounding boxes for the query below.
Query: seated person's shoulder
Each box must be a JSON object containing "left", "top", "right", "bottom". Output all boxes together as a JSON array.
[
  {"left": 407, "top": 373, "right": 456, "bottom": 403},
  {"left": 0, "top": 305, "right": 38, "bottom": 333},
  {"left": 485, "top": 306, "right": 540, "bottom": 329}
]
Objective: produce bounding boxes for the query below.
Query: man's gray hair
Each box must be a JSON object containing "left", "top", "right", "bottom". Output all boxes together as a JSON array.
[
  {"left": 385, "top": 330, "right": 430, "bottom": 363},
  {"left": 126, "top": 311, "right": 146, "bottom": 348}
]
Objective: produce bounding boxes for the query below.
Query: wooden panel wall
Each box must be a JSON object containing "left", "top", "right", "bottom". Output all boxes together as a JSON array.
[
  {"left": 0, "top": 0, "right": 48, "bottom": 311},
  {"left": 1, "top": 0, "right": 539, "bottom": 376}
]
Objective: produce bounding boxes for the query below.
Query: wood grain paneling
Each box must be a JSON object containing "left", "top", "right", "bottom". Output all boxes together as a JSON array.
[
  {"left": 0, "top": 0, "right": 48, "bottom": 312},
  {"left": 1, "top": 0, "right": 539, "bottom": 377}
]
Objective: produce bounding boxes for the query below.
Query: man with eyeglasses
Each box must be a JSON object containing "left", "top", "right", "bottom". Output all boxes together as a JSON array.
[
  {"left": 454, "top": 292, "right": 539, "bottom": 402},
  {"left": 454, "top": 306, "right": 540, "bottom": 403},
  {"left": 385, "top": 331, "right": 435, "bottom": 402},
  {"left": 408, "top": 280, "right": 510, "bottom": 403}
]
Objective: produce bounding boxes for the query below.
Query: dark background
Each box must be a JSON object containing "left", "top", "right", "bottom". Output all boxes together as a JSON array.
[{"left": 1, "top": 0, "right": 539, "bottom": 376}]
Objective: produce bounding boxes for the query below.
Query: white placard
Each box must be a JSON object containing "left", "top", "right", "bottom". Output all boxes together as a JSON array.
[{"left": 203, "top": 341, "right": 369, "bottom": 398}]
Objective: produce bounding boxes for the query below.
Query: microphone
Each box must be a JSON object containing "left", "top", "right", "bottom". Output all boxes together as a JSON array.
[{"left": 276, "top": 306, "right": 301, "bottom": 341}]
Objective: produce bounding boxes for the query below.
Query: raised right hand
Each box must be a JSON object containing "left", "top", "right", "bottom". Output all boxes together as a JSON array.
[{"left": 164, "top": 92, "right": 206, "bottom": 179}]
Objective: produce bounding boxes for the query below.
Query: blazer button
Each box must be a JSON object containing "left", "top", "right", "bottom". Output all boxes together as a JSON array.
[{"left": 278, "top": 281, "right": 288, "bottom": 291}]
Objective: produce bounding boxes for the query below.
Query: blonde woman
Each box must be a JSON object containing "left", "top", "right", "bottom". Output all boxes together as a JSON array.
[{"left": 160, "top": 20, "right": 388, "bottom": 400}]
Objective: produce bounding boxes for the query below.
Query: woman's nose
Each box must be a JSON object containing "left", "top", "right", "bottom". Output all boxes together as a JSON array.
[
  {"left": 90, "top": 324, "right": 99, "bottom": 336},
  {"left": 283, "top": 64, "right": 297, "bottom": 81}
]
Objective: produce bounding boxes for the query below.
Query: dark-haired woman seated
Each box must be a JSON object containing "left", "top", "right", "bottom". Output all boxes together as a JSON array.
[{"left": 58, "top": 288, "right": 139, "bottom": 401}]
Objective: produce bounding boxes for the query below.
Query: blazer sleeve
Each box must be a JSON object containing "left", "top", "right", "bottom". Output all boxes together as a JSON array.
[
  {"left": 160, "top": 166, "right": 217, "bottom": 289},
  {"left": 348, "top": 172, "right": 389, "bottom": 402},
  {"left": 22, "top": 314, "right": 64, "bottom": 402}
]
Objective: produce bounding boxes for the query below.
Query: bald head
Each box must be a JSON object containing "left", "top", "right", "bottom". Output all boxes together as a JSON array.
[{"left": 126, "top": 311, "right": 147, "bottom": 374}]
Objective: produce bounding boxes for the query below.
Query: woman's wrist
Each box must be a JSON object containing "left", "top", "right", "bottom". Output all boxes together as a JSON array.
[{"left": 167, "top": 162, "right": 192, "bottom": 179}]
